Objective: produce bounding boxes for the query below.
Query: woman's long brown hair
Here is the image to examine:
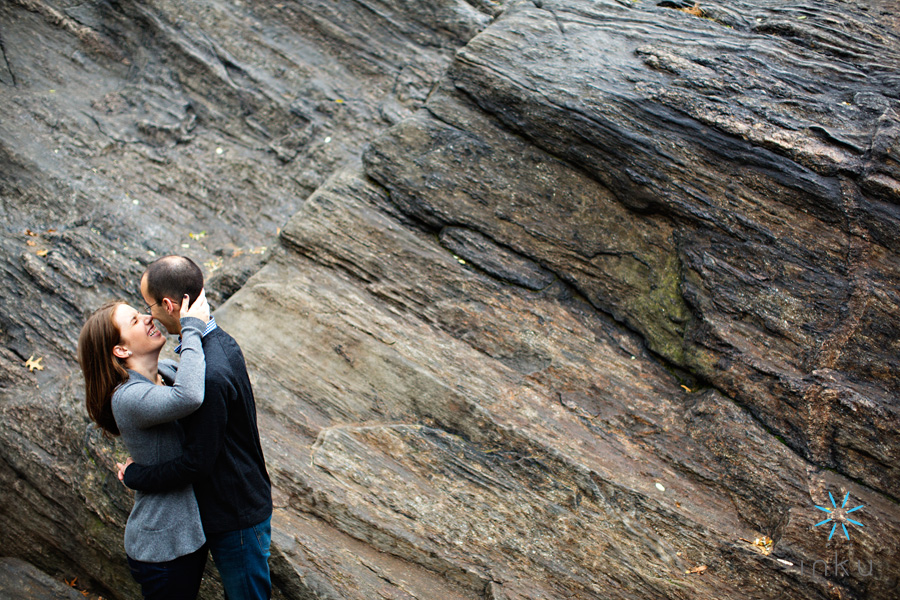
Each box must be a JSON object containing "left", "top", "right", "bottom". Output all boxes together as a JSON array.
[{"left": 77, "top": 301, "right": 128, "bottom": 436}]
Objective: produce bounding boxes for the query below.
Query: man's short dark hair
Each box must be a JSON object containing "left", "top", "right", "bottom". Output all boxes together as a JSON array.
[{"left": 144, "top": 255, "right": 204, "bottom": 305}]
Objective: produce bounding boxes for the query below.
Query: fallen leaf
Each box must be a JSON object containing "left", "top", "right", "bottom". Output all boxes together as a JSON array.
[
  {"left": 26, "top": 240, "right": 37, "bottom": 246},
  {"left": 25, "top": 229, "right": 39, "bottom": 236},
  {"left": 37, "top": 249, "right": 49, "bottom": 257},
  {"left": 204, "top": 258, "right": 223, "bottom": 274},
  {"left": 679, "top": 4, "right": 704, "bottom": 17},
  {"left": 189, "top": 231, "right": 207, "bottom": 240},
  {"left": 753, "top": 536, "right": 774, "bottom": 555},
  {"left": 25, "top": 355, "right": 44, "bottom": 372},
  {"left": 686, "top": 565, "right": 708, "bottom": 574}
]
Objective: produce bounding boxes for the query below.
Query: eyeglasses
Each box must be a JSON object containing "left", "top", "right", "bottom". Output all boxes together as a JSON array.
[{"left": 144, "top": 301, "right": 159, "bottom": 315}]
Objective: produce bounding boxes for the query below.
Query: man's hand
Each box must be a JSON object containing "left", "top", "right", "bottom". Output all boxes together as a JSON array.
[{"left": 116, "top": 457, "right": 134, "bottom": 483}]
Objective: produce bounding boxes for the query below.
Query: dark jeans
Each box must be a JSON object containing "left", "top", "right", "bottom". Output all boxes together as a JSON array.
[
  {"left": 208, "top": 515, "right": 272, "bottom": 600},
  {"left": 127, "top": 544, "right": 208, "bottom": 600}
]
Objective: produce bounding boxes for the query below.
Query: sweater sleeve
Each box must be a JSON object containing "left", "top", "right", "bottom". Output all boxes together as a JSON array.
[
  {"left": 123, "top": 340, "right": 229, "bottom": 493},
  {"left": 114, "top": 316, "right": 207, "bottom": 429}
]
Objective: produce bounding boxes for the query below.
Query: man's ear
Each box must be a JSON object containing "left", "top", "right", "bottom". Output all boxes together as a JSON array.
[
  {"left": 113, "top": 345, "right": 130, "bottom": 360},
  {"left": 162, "top": 297, "right": 178, "bottom": 315}
]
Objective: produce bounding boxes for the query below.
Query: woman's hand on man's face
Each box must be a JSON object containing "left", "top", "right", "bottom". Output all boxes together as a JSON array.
[{"left": 180, "top": 288, "right": 210, "bottom": 323}]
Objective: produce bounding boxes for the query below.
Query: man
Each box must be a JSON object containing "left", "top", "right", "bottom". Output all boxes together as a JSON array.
[{"left": 122, "top": 255, "right": 273, "bottom": 599}]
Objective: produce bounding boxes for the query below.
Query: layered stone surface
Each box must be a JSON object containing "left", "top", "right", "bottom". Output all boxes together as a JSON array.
[{"left": 1, "top": 0, "right": 898, "bottom": 598}]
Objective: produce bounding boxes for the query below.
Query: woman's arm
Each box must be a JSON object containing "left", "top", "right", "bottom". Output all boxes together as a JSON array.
[{"left": 114, "top": 316, "right": 207, "bottom": 429}]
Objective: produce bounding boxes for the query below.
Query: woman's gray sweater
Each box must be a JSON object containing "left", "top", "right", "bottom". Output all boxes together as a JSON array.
[{"left": 112, "top": 316, "right": 207, "bottom": 563}]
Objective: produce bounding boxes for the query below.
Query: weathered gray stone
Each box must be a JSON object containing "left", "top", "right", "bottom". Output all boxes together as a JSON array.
[
  {"left": 237, "top": 166, "right": 899, "bottom": 600},
  {"left": 0, "top": 0, "right": 492, "bottom": 596},
  {"left": 439, "top": 227, "right": 556, "bottom": 291},
  {"left": 388, "top": 0, "right": 900, "bottom": 497},
  {"left": 1, "top": 0, "right": 899, "bottom": 598},
  {"left": 0, "top": 557, "right": 85, "bottom": 600}
]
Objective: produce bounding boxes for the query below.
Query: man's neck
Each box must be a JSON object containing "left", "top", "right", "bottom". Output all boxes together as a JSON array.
[{"left": 167, "top": 317, "right": 182, "bottom": 336}]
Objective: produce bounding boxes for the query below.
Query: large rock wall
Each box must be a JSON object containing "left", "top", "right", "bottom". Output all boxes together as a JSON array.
[
  {"left": 427, "top": 0, "right": 900, "bottom": 495},
  {"left": 0, "top": 0, "right": 491, "bottom": 595},
  {"left": 1, "top": 0, "right": 898, "bottom": 598}
]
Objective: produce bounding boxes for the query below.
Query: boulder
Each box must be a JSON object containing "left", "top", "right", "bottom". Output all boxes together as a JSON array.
[
  {"left": 436, "top": 0, "right": 900, "bottom": 495},
  {"left": 0, "top": 0, "right": 490, "bottom": 596},
  {"left": 1, "top": 0, "right": 898, "bottom": 598},
  {"left": 0, "top": 557, "right": 86, "bottom": 600}
]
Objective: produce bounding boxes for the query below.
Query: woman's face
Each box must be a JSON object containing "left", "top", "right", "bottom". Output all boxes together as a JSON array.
[{"left": 113, "top": 304, "right": 166, "bottom": 359}]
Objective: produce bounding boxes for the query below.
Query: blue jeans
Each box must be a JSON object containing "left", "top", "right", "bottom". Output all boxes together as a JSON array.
[
  {"left": 127, "top": 544, "right": 208, "bottom": 600},
  {"left": 207, "top": 516, "right": 272, "bottom": 600}
]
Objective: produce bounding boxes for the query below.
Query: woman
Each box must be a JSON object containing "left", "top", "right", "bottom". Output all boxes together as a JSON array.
[{"left": 78, "top": 291, "right": 210, "bottom": 599}]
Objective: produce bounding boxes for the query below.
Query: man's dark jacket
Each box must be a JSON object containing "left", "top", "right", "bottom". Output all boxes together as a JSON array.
[{"left": 124, "top": 327, "right": 272, "bottom": 534}]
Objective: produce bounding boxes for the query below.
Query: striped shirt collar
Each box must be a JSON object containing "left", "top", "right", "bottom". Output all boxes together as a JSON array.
[{"left": 174, "top": 316, "right": 217, "bottom": 354}]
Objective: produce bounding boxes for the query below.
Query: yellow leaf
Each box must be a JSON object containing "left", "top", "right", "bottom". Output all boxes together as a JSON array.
[
  {"left": 204, "top": 258, "right": 224, "bottom": 274},
  {"left": 37, "top": 249, "right": 49, "bottom": 257},
  {"left": 25, "top": 355, "right": 44, "bottom": 372},
  {"left": 753, "top": 536, "right": 774, "bottom": 555},
  {"left": 686, "top": 565, "right": 708, "bottom": 574}
]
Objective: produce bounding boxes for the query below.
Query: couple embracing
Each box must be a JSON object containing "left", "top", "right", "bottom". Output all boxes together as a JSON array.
[{"left": 78, "top": 255, "right": 272, "bottom": 599}]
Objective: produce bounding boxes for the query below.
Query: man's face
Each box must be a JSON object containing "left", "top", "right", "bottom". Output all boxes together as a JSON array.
[{"left": 140, "top": 273, "right": 180, "bottom": 334}]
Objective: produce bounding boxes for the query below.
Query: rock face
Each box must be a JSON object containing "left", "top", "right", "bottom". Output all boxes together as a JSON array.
[
  {"left": 0, "top": 557, "right": 86, "bottom": 599},
  {"left": 435, "top": 0, "right": 900, "bottom": 499},
  {"left": 1, "top": 0, "right": 899, "bottom": 599}
]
